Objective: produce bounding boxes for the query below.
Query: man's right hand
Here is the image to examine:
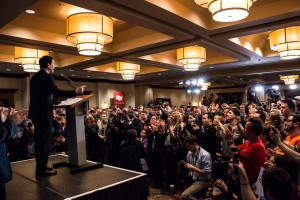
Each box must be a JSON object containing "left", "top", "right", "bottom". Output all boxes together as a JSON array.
[{"left": 76, "top": 85, "right": 86, "bottom": 95}]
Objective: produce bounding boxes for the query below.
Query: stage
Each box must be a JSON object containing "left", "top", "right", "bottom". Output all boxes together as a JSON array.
[{"left": 6, "top": 154, "right": 149, "bottom": 200}]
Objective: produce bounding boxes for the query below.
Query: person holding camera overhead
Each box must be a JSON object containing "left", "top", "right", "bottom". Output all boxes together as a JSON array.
[{"left": 180, "top": 134, "right": 212, "bottom": 200}]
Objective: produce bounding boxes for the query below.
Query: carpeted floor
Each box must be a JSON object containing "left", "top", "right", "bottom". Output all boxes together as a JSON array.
[{"left": 148, "top": 187, "right": 182, "bottom": 200}]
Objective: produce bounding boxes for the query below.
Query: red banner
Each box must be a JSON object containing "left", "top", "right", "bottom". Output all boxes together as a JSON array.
[{"left": 113, "top": 91, "right": 125, "bottom": 107}]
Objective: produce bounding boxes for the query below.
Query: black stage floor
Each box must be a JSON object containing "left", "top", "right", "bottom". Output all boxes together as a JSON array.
[{"left": 7, "top": 155, "right": 149, "bottom": 200}]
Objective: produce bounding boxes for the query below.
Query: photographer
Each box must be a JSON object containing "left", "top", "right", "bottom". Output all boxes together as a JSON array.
[
  {"left": 181, "top": 134, "right": 212, "bottom": 200},
  {"left": 214, "top": 162, "right": 241, "bottom": 200},
  {"left": 235, "top": 162, "right": 296, "bottom": 200}
]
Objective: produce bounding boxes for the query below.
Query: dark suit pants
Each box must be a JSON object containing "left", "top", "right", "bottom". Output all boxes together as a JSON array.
[
  {"left": 0, "top": 183, "right": 6, "bottom": 200},
  {"left": 33, "top": 119, "right": 52, "bottom": 172}
]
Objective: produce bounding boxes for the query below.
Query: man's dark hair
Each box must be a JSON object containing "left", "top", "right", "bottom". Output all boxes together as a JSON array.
[
  {"left": 247, "top": 117, "right": 263, "bottom": 136},
  {"left": 202, "top": 112, "right": 214, "bottom": 122},
  {"left": 256, "top": 110, "right": 267, "bottom": 122},
  {"left": 230, "top": 108, "right": 241, "bottom": 117},
  {"left": 292, "top": 114, "right": 300, "bottom": 124},
  {"left": 184, "top": 134, "right": 198, "bottom": 145},
  {"left": 262, "top": 167, "right": 293, "bottom": 200},
  {"left": 39, "top": 56, "right": 53, "bottom": 69},
  {"left": 125, "top": 129, "right": 137, "bottom": 141},
  {"left": 108, "top": 106, "right": 116, "bottom": 112},
  {"left": 282, "top": 99, "right": 296, "bottom": 112}
]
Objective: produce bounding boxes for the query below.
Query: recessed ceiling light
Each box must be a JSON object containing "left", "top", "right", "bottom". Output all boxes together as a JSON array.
[
  {"left": 26, "top": 10, "right": 35, "bottom": 14},
  {"left": 87, "top": 75, "right": 90, "bottom": 78},
  {"left": 209, "top": 67, "right": 214, "bottom": 69},
  {"left": 157, "top": 73, "right": 161, "bottom": 76},
  {"left": 6, "top": 69, "right": 11, "bottom": 71},
  {"left": 71, "top": 74, "right": 75, "bottom": 76},
  {"left": 100, "top": 76, "right": 104, "bottom": 78},
  {"left": 70, "top": 69, "right": 74, "bottom": 72}
]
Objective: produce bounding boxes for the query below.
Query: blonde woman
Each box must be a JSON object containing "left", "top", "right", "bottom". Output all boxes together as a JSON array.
[
  {"left": 214, "top": 115, "right": 234, "bottom": 158},
  {"left": 165, "top": 111, "right": 185, "bottom": 190}
]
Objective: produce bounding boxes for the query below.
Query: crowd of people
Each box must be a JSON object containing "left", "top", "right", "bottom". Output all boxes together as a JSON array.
[
  {"left": 4, "top": 97, "right": 300, "bottom": 200},
  {"left": 2, "top": 56, "right": 300, "bottom": 200}
]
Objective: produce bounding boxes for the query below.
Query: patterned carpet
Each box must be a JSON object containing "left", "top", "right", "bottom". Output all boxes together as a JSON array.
[{"left": 148, "top": 185, "right": 182, "bottom": 200}]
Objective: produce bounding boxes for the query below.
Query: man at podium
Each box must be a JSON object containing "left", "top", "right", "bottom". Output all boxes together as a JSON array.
[{"left": 29, "top": 56, "right": 85, "bottom": 177}]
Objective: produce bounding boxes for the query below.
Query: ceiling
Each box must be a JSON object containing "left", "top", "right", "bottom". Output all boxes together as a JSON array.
[{"left": 0, "top": 0, "right": 300, "bottom": 89}]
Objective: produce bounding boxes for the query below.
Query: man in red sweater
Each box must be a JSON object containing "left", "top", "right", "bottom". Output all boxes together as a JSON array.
[{"left": 237, "top": 117, "right": 266, "bottom": 186}]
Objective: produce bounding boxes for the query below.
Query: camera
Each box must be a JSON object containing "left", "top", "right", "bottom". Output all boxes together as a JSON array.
[
  {"left": 178, "top": 160, "right": 187, "bottom": 167},
  {"left": 270, "top": 125, "right": 276, "bottom": 131},
  {"left": 230, "top": 146, "right": 240, "bottom": 164},
  {"left": 177, "top": 160, "right": 188, "bottom": 175},
  {"left": 27, "top": 122, "right": 33, "bottom": 128}
]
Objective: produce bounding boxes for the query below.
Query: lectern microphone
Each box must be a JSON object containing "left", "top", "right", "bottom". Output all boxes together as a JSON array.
[{"left": 60, "top": 73, "right": 73, "bottom": 83}]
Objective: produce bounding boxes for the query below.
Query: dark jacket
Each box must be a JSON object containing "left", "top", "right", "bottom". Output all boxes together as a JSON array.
[
  {"left": 0, "top": 119, "right": 18, "bottom": 184},
  {"left": 28, "top": 69, "right": 76, "bottom": 123},
  {"left": 120, "top": 139, "right": 145, "bottom": 172}
]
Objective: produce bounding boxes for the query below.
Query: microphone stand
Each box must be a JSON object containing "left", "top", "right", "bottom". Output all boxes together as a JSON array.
[{"left": 67, "top": 82, "right": 77, "bottom": 89}]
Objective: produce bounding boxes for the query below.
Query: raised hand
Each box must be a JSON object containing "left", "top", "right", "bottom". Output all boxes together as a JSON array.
[{"left": 0, "top": 107, "right": 8, "bottom": 123}]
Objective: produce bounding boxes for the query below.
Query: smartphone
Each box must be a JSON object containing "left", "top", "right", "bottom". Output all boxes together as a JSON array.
[{"left": 270, "top": 125, "right": 276, "bottom": 131}]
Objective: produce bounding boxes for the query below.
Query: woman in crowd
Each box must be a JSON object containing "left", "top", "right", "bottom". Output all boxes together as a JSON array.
[
  {"left": 214, "top": 115, "right": 233, "bottom": 158},
  {"left": 164, "top": 111, "right": 185, "bottom": 190},
  {"left": 85, "top": 114, "right": 101, "bottom": 162}
]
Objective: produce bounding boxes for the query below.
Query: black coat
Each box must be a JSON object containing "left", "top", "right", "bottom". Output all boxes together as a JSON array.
[{"left": 28, "top": 69, "right": 76, "bottom": 123}]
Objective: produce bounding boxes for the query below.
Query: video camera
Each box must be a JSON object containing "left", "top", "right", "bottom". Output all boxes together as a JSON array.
[
  {"left": 231, "top": 146, "right": 241, "bottom": 164},
  {"left": 214, "top": 146, "right": 241, "bottom": 179}
]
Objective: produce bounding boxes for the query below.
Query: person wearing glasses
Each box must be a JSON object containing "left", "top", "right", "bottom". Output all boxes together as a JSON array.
[{"left": 283, "top": 114, "right": 300, "bottom": 146}]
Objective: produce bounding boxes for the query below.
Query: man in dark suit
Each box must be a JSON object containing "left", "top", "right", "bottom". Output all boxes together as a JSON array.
[
  {"left": 29, "top": 56, "right": 85, "bottom": 177},
  {"left": 0, "top": 107, "right": 23, "bottom": 200}
]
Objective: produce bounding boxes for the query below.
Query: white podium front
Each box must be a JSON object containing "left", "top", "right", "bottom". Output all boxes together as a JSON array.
[{"left": 54, "top": 94, "right": 103, "bottom": 173}]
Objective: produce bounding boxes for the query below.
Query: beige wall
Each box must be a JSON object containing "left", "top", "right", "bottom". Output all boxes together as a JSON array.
[
  {"left": 0, "top": 77, "right": 25, "bottom": 109},
  {"left": 0, "top": 76, "right": 291, "bottom": 109},
  {"left": 152, "top": 88, "right": 190, "bottom": 107}
]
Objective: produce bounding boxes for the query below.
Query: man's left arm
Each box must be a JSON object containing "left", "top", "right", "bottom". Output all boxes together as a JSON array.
[{"left": 184, "top": 155, "right": 211, "bottom": 176}]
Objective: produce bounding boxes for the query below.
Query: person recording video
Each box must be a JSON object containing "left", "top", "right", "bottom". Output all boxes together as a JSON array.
[{"left": 28, "top": 55, "right": 86, "bottom": 177}]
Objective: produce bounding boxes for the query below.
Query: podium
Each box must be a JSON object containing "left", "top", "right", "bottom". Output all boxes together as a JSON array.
[{"left": 53, "top": 94, "right": 103, "bottom": 173}]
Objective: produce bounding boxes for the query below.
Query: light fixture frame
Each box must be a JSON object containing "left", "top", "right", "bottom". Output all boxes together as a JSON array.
[
  {"left": 177, "top": 46, "right": 206, "bottom": 71},
  {"left": 14, "top": 47, "right": 49, "bottom": 72},
  {"left": 269, "top": 26, "right": 300, "bottom": 59},
  {"left": 66, "top": 12, "right": 113, "bottom": 56}
]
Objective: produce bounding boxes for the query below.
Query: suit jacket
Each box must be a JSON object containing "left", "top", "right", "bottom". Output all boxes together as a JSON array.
[
  {"left": 127, "top": 117, "right": 142, "bottom": 133},
  {"left": 0, "top": 119, "right": 18, "bottom": 184},
  {"left": 29, "top": 69, "right": 76, "bottom": 123}
]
